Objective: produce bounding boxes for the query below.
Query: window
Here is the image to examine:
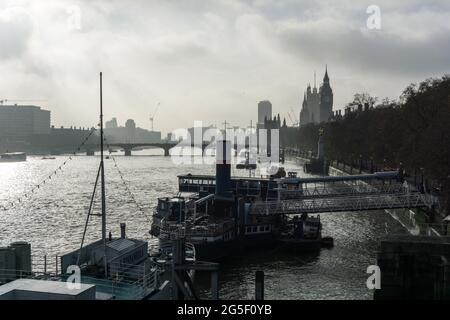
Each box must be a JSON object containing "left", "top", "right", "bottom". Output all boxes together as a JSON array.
[
  {"left": 246, "top": 227, "right": 251, "bottom": 233},
  {"left": 259, "top": 226, "right": 264, "bottom": 232},
  {"left": 252, "top": 226, "right": 257, "bottom": 233},
  {"left": 265, "top": 226, "right": 270, "bottom": 231}
]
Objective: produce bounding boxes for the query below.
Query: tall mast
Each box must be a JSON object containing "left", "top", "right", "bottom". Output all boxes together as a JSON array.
[{"left": 100, "top": 72, "right": 107, "bottom": 277}]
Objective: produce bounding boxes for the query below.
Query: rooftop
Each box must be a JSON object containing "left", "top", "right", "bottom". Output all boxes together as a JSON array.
[
  {"left": 0, "top": 279, "right": 96, "bottom": 300},
  {"left": 0, "top": 104, "right": 46, "bottom": 111}
]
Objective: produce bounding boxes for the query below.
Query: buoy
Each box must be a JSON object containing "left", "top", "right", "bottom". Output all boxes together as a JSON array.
[{"left": 321, "top": 236, "right": 334, "bottom": 248}]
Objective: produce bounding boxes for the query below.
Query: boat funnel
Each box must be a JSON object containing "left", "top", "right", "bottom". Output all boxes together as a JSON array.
[
  {"left": 215, "top": 140, "right": 231, "bottom": 197},
  {"left": 120, "top": 223, "right": 126, "bottom": 239}
]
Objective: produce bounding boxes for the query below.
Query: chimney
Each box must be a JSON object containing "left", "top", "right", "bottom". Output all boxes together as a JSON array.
[
  {"left": 215, "top": 140, "right": 231, "bottom": 197},
  {"left": 120, "top": 223, "right": 126, "bottom": 239}
]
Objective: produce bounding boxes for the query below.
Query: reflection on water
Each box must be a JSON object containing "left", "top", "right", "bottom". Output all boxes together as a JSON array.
[{"left": 0, "top": 150, "right": 408, "bottom": 299}]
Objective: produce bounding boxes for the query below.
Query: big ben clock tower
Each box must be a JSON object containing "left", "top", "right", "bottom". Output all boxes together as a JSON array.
[{"left": 319, "top": 66, "right": 333, "bottom": 122}]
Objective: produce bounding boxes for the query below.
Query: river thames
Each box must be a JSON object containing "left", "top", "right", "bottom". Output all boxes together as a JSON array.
[{"left": 0, "top": 149, "right": 409, "bottom": 299}]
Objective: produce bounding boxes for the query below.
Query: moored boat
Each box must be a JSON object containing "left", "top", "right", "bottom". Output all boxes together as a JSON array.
[
  {"left": 0, "top": 152, "right": 26, "bottom": 162},
  {"left": 150, "top": 140, "right": 325, "bottom": 262}
]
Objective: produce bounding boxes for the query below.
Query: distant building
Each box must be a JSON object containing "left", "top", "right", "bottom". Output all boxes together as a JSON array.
[
  {"left": 259, "top": 113, "right": 282, "bottom": 156},
  {"left": 105, "top": 117, "right": 118, "bottom": 129},
  {"left": 104, "top": 118, "right": 161, "bottom": 144},
  {"left": 125, "top": 119, "right": 136, "bottom": 130},
  {"left": 125, "top": 119, "right": 136, "bottom": 142},
  {"left": 300, "top": 67, "right": 333, "bottom": 126},
  {"left": 257, "top": 101, "right": 272, "bottom": 127},
  {"left": 0, "top": 105, "right": 51, "bottom": 141}
]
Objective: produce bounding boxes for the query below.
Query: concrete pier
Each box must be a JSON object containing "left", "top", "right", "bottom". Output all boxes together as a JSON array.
[{"left": 375, "top": 235, "right": 450, "bottom": 300}]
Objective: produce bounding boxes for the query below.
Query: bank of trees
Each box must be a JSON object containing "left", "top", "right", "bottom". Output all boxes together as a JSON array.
[{"left": 287, "top": 75, "right": 450, "bottom": 213}]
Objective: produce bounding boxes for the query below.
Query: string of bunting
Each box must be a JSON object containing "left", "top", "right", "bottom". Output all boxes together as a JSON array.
[
  {"left": 0, "top": 129, "right": 97, "bottom": 211},
  {"left": 103, "top": 137, "right": 152, "bottom": 223}
]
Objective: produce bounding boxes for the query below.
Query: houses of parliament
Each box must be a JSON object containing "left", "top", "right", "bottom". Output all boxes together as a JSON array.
[{"left": 300, "top": 67, "right": 334, "bottom": 126}]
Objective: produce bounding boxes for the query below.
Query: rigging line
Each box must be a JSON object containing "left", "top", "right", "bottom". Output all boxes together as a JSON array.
[
  {"left": 103, "top": 138, "right": 152, "bottom": 223},
  {"left": 76, "top": 163, "right": 102, "bottom": 266}
]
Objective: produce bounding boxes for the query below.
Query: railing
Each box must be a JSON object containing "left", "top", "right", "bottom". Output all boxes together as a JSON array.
[
  {"left": 283, "top": 148, "right": 315, "bottom": 160},
  {"left": 0, "top": 265, "right": 161, "bottom": 300},
  {"left": 158, "top": 219, "right": 235, "bottom": 240},
  {"left": 281, "top": 183, "right": 411, "bottom": 200},
  {"left": 158, "top": 242, "right": 196, "bottom": 261},
  {"left": 0, "top": 255, "right": 163, "bottom": 300},
  {"left": 250, "top": 192, "right": 433, "bottom": 215},
  {"left": 31, "top": 255, "right": 61, "bottom": 276}
]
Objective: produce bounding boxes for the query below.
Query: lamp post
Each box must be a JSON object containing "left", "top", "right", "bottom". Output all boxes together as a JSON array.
[
  {"left": 420, "top": 167, "right": 424, "bottom": 193},
  {"left": 359, "top": 154, "right": 363, "bottom": 174},
  {"left": 370, "top": 156, "right": 374, "bottom": 174}
]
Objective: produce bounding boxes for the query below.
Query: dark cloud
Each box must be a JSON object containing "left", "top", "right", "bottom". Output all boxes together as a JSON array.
[
  {"left": 278, "top": 25, "right": 450, "bottom": 76},
  {"left": 0, "top": 0, "right": 449, "bottom": 131}
]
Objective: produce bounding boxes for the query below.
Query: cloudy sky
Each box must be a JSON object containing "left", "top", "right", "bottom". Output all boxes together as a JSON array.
[{"left": 0, "top": 0, "right": 449, "bottom": 135}]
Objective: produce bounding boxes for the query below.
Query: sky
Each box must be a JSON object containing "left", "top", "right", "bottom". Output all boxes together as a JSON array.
[{"left": 0, "top": 0, "right": 449, "bottom": 135}]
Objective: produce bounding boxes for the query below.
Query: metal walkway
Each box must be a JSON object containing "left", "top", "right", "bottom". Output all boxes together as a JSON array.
[
  {"left": 177, "top": 169, "right": 437, "bottom": 215},
  {"left": 250, "top": 191, "right": 433, "bottom": 215},
  {"left": 280, "top": 183, "right": 409, "bottom": 200}
]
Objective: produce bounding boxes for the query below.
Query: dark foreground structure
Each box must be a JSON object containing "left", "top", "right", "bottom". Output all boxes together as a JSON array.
[{"left": 375, "top": 235, "right": 450, "bottom": 300}]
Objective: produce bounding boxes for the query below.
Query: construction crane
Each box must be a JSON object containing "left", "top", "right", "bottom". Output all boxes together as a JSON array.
[
  {"left": 0, "top": 99, "right": 47, "bottom": 105},
  {"left": 150, "top": 102, "right": 160, "bottom": 132},
  {"left": 290, "top": 107, "right": 300, "bottom": 127},
  {"left": 287, "top": 111, "right": 296, "bottom": 126}
]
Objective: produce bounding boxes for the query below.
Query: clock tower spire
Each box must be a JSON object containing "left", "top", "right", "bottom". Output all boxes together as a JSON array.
[{"left": 319, "top": 65, "right": 333, "bottom": 122}]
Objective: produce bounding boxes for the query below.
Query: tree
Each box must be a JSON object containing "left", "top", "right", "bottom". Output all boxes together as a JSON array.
[
  {"left": 291, "top": 75, "right": 450, "bottom": 213},
  {"left": 352, "top": 92, "right": 378, "bottom": 108}
]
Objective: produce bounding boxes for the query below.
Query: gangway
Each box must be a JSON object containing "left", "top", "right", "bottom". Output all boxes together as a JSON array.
[
  {"left": 250, "top": 191, "right": 433, "bottom": 215},
  {"left": 175, "top": 170, "right": 437, "bottom": 215}
]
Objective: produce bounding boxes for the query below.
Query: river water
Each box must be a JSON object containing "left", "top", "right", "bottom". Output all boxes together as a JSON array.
[{"left": 0, "top": 149, "right": 408, "bottom": 300}]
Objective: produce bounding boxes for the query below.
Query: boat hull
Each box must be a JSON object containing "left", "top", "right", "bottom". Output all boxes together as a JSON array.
[
  {"left": 191, "top": 234, "right": 322, "bottom": 262},
  {"left": 0, "top": 152, "right": 27, "bottom": 162}
]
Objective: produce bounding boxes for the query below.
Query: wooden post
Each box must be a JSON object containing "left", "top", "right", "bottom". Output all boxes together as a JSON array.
[
  {"left": 255, "top": 271, "right": 264, "bottom": 300},
  {"left": 211, "top": 271, "right": 219, "bottom": 300}
]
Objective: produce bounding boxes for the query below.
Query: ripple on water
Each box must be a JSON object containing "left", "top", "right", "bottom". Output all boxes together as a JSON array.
[{"left": 1, "top": 156, "right": 408, "bottom": 299}]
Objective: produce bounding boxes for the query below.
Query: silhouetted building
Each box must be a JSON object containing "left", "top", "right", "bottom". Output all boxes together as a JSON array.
[
  {"left": 257, "top": 101, "right": 272, "bottom": 127},
  {"left": 300, "top": 67, "right": 334, "bottom": 126},
  {"left": 104, "top": 118, "right": 161, "bottom": 144},
  {"left": 262, "top": 114, "right": 282, "bottom": 156},
  {"left": 105, "top": 117, "right": 118, "bottom": 129},
  {"left": 125, "top": 119, "right": 136, "bottom": 142},
  {"left": 0, "top": 105, "right": 50, "bottom": 141}
]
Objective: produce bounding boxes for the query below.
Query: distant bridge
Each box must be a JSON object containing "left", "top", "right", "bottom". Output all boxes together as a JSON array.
[
  {"left": 84, "top": 141, "right": 282, "bottom": 157},
  {"left": 85, "top": 141, "right": 211, "bottom": 156}
]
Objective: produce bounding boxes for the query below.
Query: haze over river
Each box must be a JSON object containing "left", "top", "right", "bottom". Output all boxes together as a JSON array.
[{"left": 0, "top": 149, "right": 409, "bottom": 299}]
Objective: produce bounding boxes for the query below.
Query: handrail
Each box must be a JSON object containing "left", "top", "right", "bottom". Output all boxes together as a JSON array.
[{"left": 0, "top": 265, "right": 161, "bottom": 300}]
